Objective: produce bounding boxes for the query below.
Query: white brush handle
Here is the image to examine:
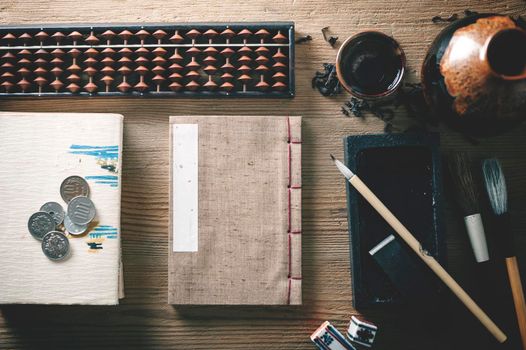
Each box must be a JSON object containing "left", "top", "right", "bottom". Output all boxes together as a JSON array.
[
  {"left": 349, "top": 175, "right": 507, "bottom": 343},
  {"left": 464, "top": 213, "right": 490, "bottom": 263}
]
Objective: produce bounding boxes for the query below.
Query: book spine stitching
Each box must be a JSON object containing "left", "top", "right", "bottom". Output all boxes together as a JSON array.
[{"left": 287, "top": 116, "right": 302, "bottom": 305}]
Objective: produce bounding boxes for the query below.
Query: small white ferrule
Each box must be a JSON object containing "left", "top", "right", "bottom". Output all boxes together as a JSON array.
[{"left": 464, "top": 213, "right": 490, "bottom": 263}]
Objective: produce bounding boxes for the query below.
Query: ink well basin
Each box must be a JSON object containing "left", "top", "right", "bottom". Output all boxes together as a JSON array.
[{"left": 336, "top": 31, "right": 405, "bottom": 101}]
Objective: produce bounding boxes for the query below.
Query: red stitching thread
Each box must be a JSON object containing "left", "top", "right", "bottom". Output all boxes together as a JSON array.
[
  {"left": 288, "top": 233, "right": 292, "bottom": 277},
  {"left": 287, "top": 278, "right": 291, "bottom": 304},
  {"left": 287, "top": 117, "right": 302, "bottom": 304}
]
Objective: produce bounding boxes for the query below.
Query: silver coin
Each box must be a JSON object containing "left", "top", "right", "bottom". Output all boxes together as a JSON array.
[
  {"left": 40, "top": 201, "right": 65, "bottom": 226},
  {"left": 64, "top": 215, "right": 88, "bottom": 235},
  {"left": 41, "top": 231, "right": 70, "bottom": 261},
  {"left": 67, "top": 196, "right": 96, "bottom": 225},
  {"left": 28, "top": 211, "right": 56, "bottom": 240},
  {"left": 60, "top": 176, "right": 89, "bottom": 203}
]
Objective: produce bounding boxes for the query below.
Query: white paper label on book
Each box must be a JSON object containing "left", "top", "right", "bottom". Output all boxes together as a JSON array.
[{"left": 172, "top": 124, "right": 198, "bottom": 252}]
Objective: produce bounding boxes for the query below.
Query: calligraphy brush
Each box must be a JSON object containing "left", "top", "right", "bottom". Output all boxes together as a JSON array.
[
  {"left": 331, "top": 154, "right": 506, "bottom": 343},
  {"left": 448, "top": 153, "right": 489, "bottom": 262},
  {"left": 483, "top": 158, "right": 526, "bottom": 349}
]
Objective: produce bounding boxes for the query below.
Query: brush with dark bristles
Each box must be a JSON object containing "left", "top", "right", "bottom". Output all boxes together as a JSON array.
[
  {"left": 448, "top": 153, "right": 489, "bottom": 262},
  {"left": 483, "top": 158, "right": 526, "bottom": 350}
]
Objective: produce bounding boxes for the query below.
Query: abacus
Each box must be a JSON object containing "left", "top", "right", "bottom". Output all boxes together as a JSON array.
[{"left": 0, "top": 22, "right": 294, "bottom": 98}]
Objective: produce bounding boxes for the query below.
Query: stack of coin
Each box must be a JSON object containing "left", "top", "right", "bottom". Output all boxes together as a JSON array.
[{"left": 27, "top": 175, "right": 97, "bottom": 261}]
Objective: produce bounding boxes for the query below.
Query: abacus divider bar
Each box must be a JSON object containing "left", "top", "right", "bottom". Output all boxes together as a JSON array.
[{"left": 0, "top": 43, "right": 290, "bottom": 50}]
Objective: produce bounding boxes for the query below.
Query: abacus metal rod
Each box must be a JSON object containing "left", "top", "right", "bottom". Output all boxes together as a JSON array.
[{"left": 0, "top": 43, "right": 290, "bottom": 50}]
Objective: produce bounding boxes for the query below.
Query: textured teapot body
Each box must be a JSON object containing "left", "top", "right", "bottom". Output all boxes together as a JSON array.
[{"left": 422, "top": 14, "right": 526, "bottom": 135}]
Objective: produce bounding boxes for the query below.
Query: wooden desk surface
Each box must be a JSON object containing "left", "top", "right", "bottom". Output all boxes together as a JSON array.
[{"left": 1, "top": 1, "right": 526, "bottom": 349}]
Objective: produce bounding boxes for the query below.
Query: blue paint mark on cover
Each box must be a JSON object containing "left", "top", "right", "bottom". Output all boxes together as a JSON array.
[
  {"left": 85, "top": 175, "right": 119, "bottom": 188},
  {"left": 70, "top": 145, "right": 119, "bottom": 150},
  {"left": 88, "top": 225, "right": 119, "bottom": 239},
  {"left": 68, "top": 145, "right": 119, "bottom": 174}
]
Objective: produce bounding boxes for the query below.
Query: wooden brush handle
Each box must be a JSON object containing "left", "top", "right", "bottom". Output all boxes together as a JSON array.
[
  {"left": 349, "top": 175, "right": 507, "bottom": 343},
  {"left": 506, "top": 257, "right": 526, "bottom": 349}
]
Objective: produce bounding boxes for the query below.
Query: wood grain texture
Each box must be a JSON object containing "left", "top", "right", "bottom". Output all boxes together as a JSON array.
[{"left": 1, "top": 0, "right": 526, "bottom": 349}]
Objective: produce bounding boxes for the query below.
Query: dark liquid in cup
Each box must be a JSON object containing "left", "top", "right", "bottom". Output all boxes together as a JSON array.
[{"left": 339, "top": 32, "right": 404, "bottom": 97}]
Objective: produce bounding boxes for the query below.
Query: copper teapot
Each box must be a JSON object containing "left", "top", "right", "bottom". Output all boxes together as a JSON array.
[{"left": 422, "top": 14, "right": 526, "bottom": 136}]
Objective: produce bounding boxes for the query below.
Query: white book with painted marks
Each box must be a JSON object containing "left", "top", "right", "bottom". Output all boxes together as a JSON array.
[{"left": 0, "top": 112, "right": 124, "bottom": 305}]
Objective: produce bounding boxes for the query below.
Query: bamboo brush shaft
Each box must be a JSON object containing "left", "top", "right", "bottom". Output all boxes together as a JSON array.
[
  {"left": 506, "top": 257, "right": 526, "bottom": 349},
  {"left": 348, "top": 175, "right": 507, "bottom": 343}
]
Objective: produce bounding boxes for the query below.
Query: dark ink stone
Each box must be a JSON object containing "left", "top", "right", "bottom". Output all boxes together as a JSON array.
[{"left": 344, "top": 133, "right": 445, "bottom": 308}]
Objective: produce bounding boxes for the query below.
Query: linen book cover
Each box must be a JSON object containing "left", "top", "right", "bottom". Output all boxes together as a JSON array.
[
  {"left": 169, "top": 116, "right": 302, "bottom": 305},
  {"left": 0, "top": 112, "right": 124, "bottom": 305}
]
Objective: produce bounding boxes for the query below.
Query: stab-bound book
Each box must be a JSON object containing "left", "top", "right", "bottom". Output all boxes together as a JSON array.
[
  {"left": 0, "top": 112, "right": 124, "bottom": 305},
  {"left": 169, "top": 116, "right": 302, "bottom": 305}
]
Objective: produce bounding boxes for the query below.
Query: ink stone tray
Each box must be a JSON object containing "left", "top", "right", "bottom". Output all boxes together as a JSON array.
[{"left": 343, "top": 132, "right": 445, "bottom": 308}]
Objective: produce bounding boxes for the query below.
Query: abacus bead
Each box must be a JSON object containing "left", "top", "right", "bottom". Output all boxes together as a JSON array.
[
  {"left": 101, "top": 30, "right": 116, "bottom": 40},
  {"left": 34, "top": 76, "right": 47, "bottom": 86},
  {"left": 185, "top": 80, "right": 199, "bottom": 91},
  {"left": 238, "top": 74, "right": 251, "bottom": 83},
  {"left": 203, "top": 47, "right": 219, "bottom": 55},
  {"left": 255, "top": 29, "right": 270, "bottom": 38},
  {"left": 135, "top": 47, "right": 149, "bottom": 56},
  {"left": 102, "top": 47, "right": 116, "bottom": 56},
  {"left": 152, "top": 66, "right": 165, "bottom": 75},
  {"left": 153, "top": 30, "right": 167, "bottom": 40},
  {"left": 204, "top": 29, "right": 218, "bottom": 38},
  {"left": 1, "top": 81, "right": 14, "bottom": 91},
  {"left": 204, "top": 79, "right": 218, "bottom": 89},
  {"left": 84, "top": 67, "right": 97, "bottom": 76},
  {"left": 68, "top": 31, "right": 83, "bottom": 42},
  {"left": 221, "top": 48, "right": 235, "bottom": 57},
  {"left": 118, "top": 30, "right": 133, "bottom": 40},
  {"left": 256, "top": 80, "right": 270, "bottom": 90},
  {"left": 136, "top": 29, "right": 150, "bottom": 40},
  {"left": 51, "top": 32, "right": 65, "bottom": 42},
  {"left": 117, "top": 81, "right": 131, "bottom": 92},
  {"left": 67, "top": 74, "right": 81, "bottom": 83},
  {"left": 101, "top": 66, "right": 115, "bottom": 75},
  {"left": 86, "top": 33, "right": 99, "bottom": 45},
  {"left": 256, "top": 46, "right": 270, "bottom": 55},
  {"left": 169, "top": 82, "right": 182, "bottom": 91},
  {"left": 2, "top": 33, "right": 16, "bottom": 41},
  {"left": 238, "top": 29, "right": 252, "bottom": 38},
  {"left": 170, "top": 31, "right": 184, "bottom": 43},
  {"left": 185, "top": 70, "right": 200, "bottom": 79},
  {"left": 152, "top": 75, "right": 165, "bottom": 84},
  {"left": 101, "top": 76, "right": 114, "bottom": 84},
  {"left": 153, "top": 47, "right": 167, "bottom": 56},
  {"left": 221, "top": 28, "right": 235, "bottom": 39},
  {"left": 35, "top": 31, "right": 49, "bottom": 42},
  {"left": 51, "top": 67, "right": 63, "bottom": 76},
  {"left": 272, "top": 81, "right": 287, "bottom": 90},
  {"left": 186, "top": 47, "right": 201, "bottom": 56},
  {"left": 84, "top": 82, "right": 98, "bottom": 93},
  {"left": 272, "top": 31, "right": 287, "bottom": 43},
  {"left": 134, "top": 81, "right": 148, "bottom": 91},
  {"left": 19, "top": 33, "right": 32, "bottom": 41},
  {"left": 50, "top": 79, "right": 64, "bottom": 91},
  {"left": 17, "top": 78, "right": 31, "bottom": 91},
  {"left": 273, "top": 72, "right": 287, "bottom": 82},
  {"left": 186, "top": 29, "right": 201, "bottom": 40},
  {"left": 220, "top": 81, "right": 234, "bottom": 91}
]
